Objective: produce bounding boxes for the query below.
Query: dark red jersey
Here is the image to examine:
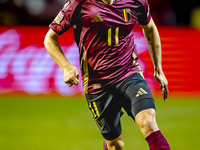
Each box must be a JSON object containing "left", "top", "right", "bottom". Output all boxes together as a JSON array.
[{"left": 50, "top": 0, "right": 151, "bottom": 94}]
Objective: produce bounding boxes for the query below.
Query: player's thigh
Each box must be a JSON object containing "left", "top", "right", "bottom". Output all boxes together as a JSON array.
[
  {"left": 118, "top": 73, "right": 156, "bottom": 120},
  {"left": 86, "top": 92, "right": 123, "bottom": 140}
]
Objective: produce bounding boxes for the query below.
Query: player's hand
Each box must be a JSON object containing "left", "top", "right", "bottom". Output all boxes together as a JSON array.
[
  {"left": 63, "top": 66, "right": 79, "bottom": 87},
  {"left": 154, "top": 71, "right": 168, "bottom": 100}
]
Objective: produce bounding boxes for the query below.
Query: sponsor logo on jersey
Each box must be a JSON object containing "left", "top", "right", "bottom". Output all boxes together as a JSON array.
[
  {"left": 55, "top": 11, "right": 64, "bottom": 24},
  {"left": 122, "top": 8, "right": 131, "bottom": 22},
  {"left": 136, "top": 88, "right": 148, "bottom": 97}
]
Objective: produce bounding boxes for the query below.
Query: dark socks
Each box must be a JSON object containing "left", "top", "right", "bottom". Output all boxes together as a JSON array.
[{"left": 145, "top": 130, "right": 170, "bottom": 150}]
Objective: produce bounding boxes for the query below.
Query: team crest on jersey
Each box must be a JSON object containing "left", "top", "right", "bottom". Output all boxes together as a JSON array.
[
  {"left": 55, "top": 11, "right": 64, "bottom": 24},
  {"left": 122, "top": 8, "right": 131, "bottom": 22}
]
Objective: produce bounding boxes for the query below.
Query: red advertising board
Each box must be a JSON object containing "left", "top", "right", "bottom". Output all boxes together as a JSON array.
[{"left": 0, "top": 26, "right": 200, "bottom": 98}]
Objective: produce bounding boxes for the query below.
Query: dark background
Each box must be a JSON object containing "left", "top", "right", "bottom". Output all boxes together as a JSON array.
[{"left": 0, "top": 0, "right": 200, "bottom": 27}]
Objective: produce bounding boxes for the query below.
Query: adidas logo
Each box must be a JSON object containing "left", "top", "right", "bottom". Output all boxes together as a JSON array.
[
  {"left": 91, "top": 14, "right": 103, "bottom": 22},
  {"left": 136, "top": 88, "right": 148, "bottom": 97}
]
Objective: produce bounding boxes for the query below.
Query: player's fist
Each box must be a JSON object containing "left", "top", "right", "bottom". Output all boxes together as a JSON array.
[
  {"left": 154, "top": 71, "right": 169, "bottom": 100},
  {"left": 63, "top": 66, "right": 79, "bottom": 87}
]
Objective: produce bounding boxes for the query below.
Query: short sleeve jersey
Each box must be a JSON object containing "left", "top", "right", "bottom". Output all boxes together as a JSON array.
[{"left": 50, "top": 0, "right": 151, "bottom": 94}]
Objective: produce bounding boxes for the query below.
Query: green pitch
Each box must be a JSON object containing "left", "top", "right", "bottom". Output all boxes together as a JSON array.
[{"left": 0, "top": 97, "right": 200, "bottom": 150}]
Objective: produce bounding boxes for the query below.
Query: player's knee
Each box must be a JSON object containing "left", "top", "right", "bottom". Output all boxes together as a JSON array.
[
  {"left": 107, "top": 139, "right": 124, "bottom": 150},
  {"left": 109, "top": 141, "right": 124, "bottom": 150},
  {"left": 140, "top": 119, "right": 155, "bottom": 131},
  {"left": 135, "top": 109, "right": 158, "bottom": 136},
  {"left": 138, "top": 118, "right": 158, "bottom": 137}
]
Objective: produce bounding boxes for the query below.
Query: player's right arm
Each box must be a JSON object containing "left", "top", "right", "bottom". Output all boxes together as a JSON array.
[{"left": 44, "top": 29, "right": 79, "bottom": 87}]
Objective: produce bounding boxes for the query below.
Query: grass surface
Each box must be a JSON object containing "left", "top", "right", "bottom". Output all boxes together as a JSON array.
[{"left": 0, "top": 97, "right": 200, "bottom": 150}]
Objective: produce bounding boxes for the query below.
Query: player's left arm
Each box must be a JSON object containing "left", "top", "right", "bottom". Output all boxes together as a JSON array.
[{"left": 141, "top": 18, "right": 168, "bottom": 100}]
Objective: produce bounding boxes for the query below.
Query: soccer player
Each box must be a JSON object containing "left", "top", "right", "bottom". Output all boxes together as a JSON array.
[{"left": 44, "top": 0, "right": 170, "bottom": 149}]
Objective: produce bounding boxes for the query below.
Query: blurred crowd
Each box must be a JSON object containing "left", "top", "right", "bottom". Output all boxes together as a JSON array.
[{"left": 0, "top": 0, "right": 200, "bottom": 27}]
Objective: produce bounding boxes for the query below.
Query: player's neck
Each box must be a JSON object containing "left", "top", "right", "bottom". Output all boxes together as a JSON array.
[{"left": 101, "top": 0, "right": 115, "bottom": 5}]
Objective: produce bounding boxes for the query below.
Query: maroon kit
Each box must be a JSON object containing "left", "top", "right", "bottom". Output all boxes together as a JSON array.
[
  {"left": 48, "top": 0, "right": 171, "bottom": 149},
  {"left": 50, "top": 0, "right": 151, "bottom": 94}
]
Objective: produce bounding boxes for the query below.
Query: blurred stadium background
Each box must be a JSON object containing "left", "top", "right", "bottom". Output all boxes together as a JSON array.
[{"left": 0, "top": 0, "right": 200, "bottom": 150}]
